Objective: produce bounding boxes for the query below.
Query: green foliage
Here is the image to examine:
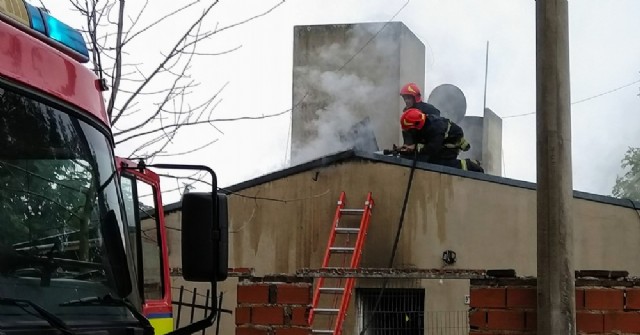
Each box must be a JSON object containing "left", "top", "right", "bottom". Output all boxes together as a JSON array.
[
  {"left": 0, "top": 86, "right": 97, "bottom": 252},
  {"left": 613, "top": 147, "right": 640, "bottom": 202},
  {"left": 0, "top": 159, "right": 94, "bottom": 246}
]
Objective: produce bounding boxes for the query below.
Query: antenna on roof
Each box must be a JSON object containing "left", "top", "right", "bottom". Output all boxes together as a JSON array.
[
  {"left": 483, "top": 41, "right": 505, "bottom": 176},
  {"left": 483, "top": 41, "right": 490, "bottom": 115}
]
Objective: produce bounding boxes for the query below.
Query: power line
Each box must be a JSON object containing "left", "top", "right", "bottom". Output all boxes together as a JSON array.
[
  {"left": 572, "top": 79, "right": 640, "bottom": 105},
  {"left": 502, "top": 79, "right": 640, "bottom": 119},
  {"left": 219, "top": 187, "right": 331, "bottom": 203},
  {"left": 336, "top": 1, "right": 411, "bottom": 72},
  {"left": 154, "top": 171, "right": 333, "bottom": 203}
]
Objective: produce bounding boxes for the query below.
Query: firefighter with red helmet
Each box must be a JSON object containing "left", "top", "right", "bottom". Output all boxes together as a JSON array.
[
  {"left": 399, "top": 108, "right": 484, "bottom": 173},
  {"left": 400, "top": 83, "right": 440, "bottom": 117}
]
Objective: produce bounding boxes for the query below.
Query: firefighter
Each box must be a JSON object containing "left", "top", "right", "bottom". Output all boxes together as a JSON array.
[
  {"left": 400, "top": 82, "right": 440, "bottom": 117},
  {"left": 399, "top": 108, "right": 484, "bottom": 173}
]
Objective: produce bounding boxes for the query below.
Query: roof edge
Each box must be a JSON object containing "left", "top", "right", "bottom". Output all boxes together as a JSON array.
[{"left": 161, "top": 150, "right": 640, "bottom": 213}]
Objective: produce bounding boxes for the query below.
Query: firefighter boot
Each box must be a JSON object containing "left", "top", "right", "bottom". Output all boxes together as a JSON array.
[{"left": 461, "top": 158, "right": 484, "bottom": 173}]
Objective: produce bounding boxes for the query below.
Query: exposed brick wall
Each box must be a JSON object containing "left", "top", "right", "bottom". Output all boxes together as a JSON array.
[
  {"left": 469, "top": 276, "right": 640, "bottom": 335},
  {"left": 236, "top": 276, "right": 312, "bottom": 335}
]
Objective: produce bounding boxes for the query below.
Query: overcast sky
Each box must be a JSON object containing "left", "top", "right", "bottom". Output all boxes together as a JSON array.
[{"left": 41, "top": 0, "right": 640, "bottom": 203}]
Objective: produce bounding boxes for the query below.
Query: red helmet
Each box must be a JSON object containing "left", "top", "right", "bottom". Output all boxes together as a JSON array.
[
  {"left": 400, "top": 108, "right": 426, "bottom": 131},
  {"left": 400, "top": 83, "right": 422, "bottom": 102}
]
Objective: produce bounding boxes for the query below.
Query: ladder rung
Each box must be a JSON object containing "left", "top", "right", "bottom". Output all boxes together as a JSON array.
[
  {"left": 314, "top": 308, "right": 339, "bottom": 315},
  {"left": 319, "top": 287, "right": 345, "bottom": 294},
  {"left": 335, "top": 227, "right": 360, "bottom": 234},
  {"left": 329, "top": 247, "right": 354, "bottom": 253},
  {"left": 340, "top": 208, "right": 365, "bottom": 215},
  {"left": 312, "top": 330, "right": 334, "bottom": 334}
]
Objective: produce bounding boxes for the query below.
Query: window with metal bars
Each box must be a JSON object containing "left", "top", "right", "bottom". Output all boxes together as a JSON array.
[{"left": 357, "top": 288, "right": 425, "bottom": 335}]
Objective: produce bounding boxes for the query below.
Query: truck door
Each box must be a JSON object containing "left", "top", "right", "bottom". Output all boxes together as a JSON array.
[{"left": 117, "top": 158, "right": 173, "bottom": 334}]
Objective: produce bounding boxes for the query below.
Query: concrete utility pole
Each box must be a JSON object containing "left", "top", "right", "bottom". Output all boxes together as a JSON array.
[{"left": 536, "top": 0, "right": 576, "bottom": 334}]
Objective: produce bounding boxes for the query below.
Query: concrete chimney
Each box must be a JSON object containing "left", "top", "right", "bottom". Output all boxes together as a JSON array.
[{"left": 290, "top": 22, "right": 425, "bottom": 165}]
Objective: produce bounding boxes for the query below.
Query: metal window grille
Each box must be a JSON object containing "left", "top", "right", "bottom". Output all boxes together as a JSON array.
[
  {"left": 172, "top": 286, "right": 213, "bottom": 333},
  {"left": 357, "top": 288, "right": 425, "bottom": 335}
]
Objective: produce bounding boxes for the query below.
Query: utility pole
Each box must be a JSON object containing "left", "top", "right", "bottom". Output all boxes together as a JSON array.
[{"left": 536, "top": 0, "right": 576, "bottom": 334}]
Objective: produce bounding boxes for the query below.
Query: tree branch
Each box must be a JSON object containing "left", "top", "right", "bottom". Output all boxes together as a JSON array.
[
  {"left": 59, "top": 0, "right": 287, "bottom": 161},
  {"left": 111, "top": 0, "right": 220, "bottom": 126},
  {"left": 122, "top": 0, "right": 202, "bottom": 47},
  {"left": 106, "top": 0, "right": 125, "bottom": 120},
  {"left": 113, "top": 81, "right": 227, "bottom": 137},
  {"left": 115, "top": 108, "right": 291, "bottom": 145},
  {"left": 153, "top": 139, "right": 218, "bottom": 158},
  {"left": 177, "top": 1, "right": 285, "bottom": 53},
  {"left": 122, "top": 0, "right": 149, "bottom": 42}
]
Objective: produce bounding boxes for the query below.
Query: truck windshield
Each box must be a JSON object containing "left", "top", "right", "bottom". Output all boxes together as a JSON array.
[{"left": 0, "top": 86, "right": 136, "bottom": 326}]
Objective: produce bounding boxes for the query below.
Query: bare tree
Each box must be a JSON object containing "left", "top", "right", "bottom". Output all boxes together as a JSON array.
[{"left": 49, "top": 0, "right": 286, "bottom": 161}]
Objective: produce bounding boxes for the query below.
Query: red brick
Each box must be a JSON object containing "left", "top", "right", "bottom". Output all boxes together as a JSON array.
[
  {"left": 486, "top": 310, "right": 525, "bottom": 331},
  {"left": 470, "top": 288, "right": 506, "bottom": 308},
  {"left": 507, "top": 287, "right": 536, "bottom": 308},
  {"left": 584, "top": 289, "right": 624, "bottom": 310},
  {"left": 230, "top": 267, "right": 254, "bottom": 274},
  {"left": 238, "top": 284, "right": 271, "bottom": 304},
  {"left": 576, "top": 289, "right": 585, "bottom": 310},
  {"left": 290, "top": 307, "right": 309, "bottom": 326},
  {"left": 525, "top": 311, "right": 536, "bottom": 330},
  {"left": 604, "top": 312, "right": 640, "bottom": 333},
  {"left": 252, "top": 306, "right": 285, "bottom": 325},
  {"left": 273, "top": 328, "right": 310, "bottom": 335},
  {"left": 236, "top": 307, "right": 251, "bottom": 325},
  {"left": 576, "top": 311, "right": 604, "bottom": 333},
  {"left": 469, "top": 310, "right": 486, "bottom": 329},
  {"left": 626, "top": 288, "right": 640, "bottom": 310},
  {"left": 236, "top": 326, "right": 271, "bottom": 335},
  {"left": 277, "top": 284, "right": 311, "bottom": 305}
]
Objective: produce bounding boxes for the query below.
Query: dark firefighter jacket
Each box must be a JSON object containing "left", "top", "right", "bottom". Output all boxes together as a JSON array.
[
  {"left": 404, "top": 101, "right": 441, "bottom": 117},
  {"left": 402, "top": 114, "right": 466, "bottom": 157}
]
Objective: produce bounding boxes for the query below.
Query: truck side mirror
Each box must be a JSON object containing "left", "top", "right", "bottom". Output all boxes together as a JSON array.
[{"left": 180, "top": 192, "right": 228, "bottom": 282}]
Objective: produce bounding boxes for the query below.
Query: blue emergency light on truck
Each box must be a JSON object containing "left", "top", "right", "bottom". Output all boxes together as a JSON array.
[{"left": 1, "top": 0, "right": 89, "bottom": 62}]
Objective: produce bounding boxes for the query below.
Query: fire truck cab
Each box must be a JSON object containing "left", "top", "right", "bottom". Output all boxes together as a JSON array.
[{"left": 0, "top": 1, "right": 227, "bottom": 334}]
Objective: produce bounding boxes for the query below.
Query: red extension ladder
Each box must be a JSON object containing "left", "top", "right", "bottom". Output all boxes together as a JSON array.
[{"left": 308, "top": 191, "right": 374, "bottom": 335}]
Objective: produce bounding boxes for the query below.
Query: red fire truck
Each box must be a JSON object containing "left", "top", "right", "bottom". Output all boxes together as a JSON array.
[{"left": 0, "top": 1, "right": 227, "bottom": 334}]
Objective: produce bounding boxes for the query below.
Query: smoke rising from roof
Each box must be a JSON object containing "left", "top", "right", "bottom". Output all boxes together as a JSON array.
[{"left": 290, "top": 23, "right": 403, "bottom": 165}]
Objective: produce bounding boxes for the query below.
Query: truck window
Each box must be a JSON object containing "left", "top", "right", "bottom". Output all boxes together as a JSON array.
[
  {"left": 120, "top": 176, "right": 164, "bottom": 301},
  {"left": 0, "top": 85, "right": 136, "bottom": 324}
]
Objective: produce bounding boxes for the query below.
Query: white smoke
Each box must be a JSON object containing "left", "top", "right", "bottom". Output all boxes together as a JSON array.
[
  {"left": 290, "top": 23, "right": 400, "bottom": 165},
  {"left": 293, "top": 70, "right": 385, "bottom": 163}
]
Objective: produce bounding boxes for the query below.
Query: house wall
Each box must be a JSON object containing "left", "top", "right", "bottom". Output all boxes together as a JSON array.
[
  {"left": 218, "top": 160, "right": 640, "bottom": 276},
  {"left": 470, "top": 276, "right": 640, "bottom": 334},
  {"left": 235, "top": 276, "right": 312, "bottom": 335},
  {"left": 163, "top": 160, "right": 640, "bottom": 334}
]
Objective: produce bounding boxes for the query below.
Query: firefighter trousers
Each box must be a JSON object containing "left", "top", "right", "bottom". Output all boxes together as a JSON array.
[
  {"left": 426, "top": 157, "right": 485, "bottom": 173},
  {"left": 416, "top": 148, "right": 485, "bottom": 173}
]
